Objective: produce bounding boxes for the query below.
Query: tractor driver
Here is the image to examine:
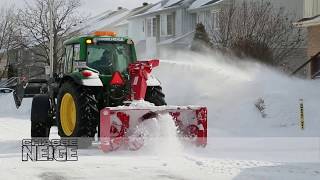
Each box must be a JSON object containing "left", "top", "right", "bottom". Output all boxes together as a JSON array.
[
  {"left": 92, "top": 48, "right": 113, "bottom": 73},
  {"left": 100, "top": 49, "right": 113, "bottom": 67}
]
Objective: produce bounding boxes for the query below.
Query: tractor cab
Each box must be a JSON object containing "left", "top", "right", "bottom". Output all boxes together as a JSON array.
[
  {"left": 62, "top": 31, "right": 137, "bottom": 77},
  {"left": 60, "top": 32, "right": 139, "bottom": 106}
]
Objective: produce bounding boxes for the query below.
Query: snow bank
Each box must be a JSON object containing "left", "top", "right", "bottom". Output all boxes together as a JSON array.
[
  {"left": 0, "top": 93, "right": 31, "bottom": 119},
  {"left": 152, "top": 51, "right": 320, "bottom": 137}
]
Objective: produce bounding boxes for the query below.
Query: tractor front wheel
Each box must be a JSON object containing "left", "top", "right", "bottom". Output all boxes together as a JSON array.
[
  {"left": 31, "top": 95, "right": 51, "bottom": 138},
  {"left": 56, "top": 82, "right": 98, "bottom": 148}
]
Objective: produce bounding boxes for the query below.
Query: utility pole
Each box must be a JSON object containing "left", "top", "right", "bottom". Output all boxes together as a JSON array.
[{"left": 48, "top": 0, "right": 54, "bottom": 79}]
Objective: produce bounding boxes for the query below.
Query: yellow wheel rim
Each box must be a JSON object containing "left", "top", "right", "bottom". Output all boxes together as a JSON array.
[{"left": 60, "top": 93, "right": 76, "bottom": 136}]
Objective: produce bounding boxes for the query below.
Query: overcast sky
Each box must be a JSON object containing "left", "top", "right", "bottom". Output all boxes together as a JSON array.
[
  {"left": 79, "top": 0, "right": 160, "bottom": 15},
  {"left": 0, "top": 0, "right": 160, "bottom": 16}
]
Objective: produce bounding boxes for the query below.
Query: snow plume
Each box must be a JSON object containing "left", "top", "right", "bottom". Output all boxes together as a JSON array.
[
  {"left": 128, "top": 100, "right": 183, "bottom": 157},
  {"left": 151, "top": 50, "right": 320, "bottom": 137},
  {"left": 136, "top": 114, "right": 184, "bottom": 157}
]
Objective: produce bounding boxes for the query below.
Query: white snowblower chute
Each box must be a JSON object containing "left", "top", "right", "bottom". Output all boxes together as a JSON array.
[{"left": 99, "top": 60, "right": 207, "bottom": 152}]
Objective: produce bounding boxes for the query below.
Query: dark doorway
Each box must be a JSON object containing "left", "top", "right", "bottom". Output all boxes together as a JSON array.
[{"left": 311, "top": 54, "right": 320, "bottom": 77}]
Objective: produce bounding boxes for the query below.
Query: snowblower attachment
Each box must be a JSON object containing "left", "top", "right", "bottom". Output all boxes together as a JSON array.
[{"left": 99, "top": 60, "right": 207, "bottom": 152}]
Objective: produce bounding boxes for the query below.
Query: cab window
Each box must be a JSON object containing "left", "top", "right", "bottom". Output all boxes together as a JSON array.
[
  {"left": 63, "top": 44, "right": 80, "bottom": 73},
  {"left": 87, "top": 43, "right": 133, "bottom": 74},
  {"left": 64, "top": 45, "right": 73, "bottom": 73},
  {"left": 73, "top": 44, "right": 80, "bottom": 61}
]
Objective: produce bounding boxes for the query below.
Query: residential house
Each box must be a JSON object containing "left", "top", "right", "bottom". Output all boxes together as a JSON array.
[
  {"left": 70, "top": 3, "right": 158, "bottom": 59},
  {"left": 126, "top": 0, "right": 306, "bottom": 63},
  {"left": 188, "top": 0, "right": 225, "bottom": 34},
  {"left": 189, "top": 0, "right": 306, "bottom": 73},
  {"left": 113, "top": 3, "right": 156, "bottom": 37},
  {"left": 295, "top": 0, "right": 320, "bottom": 78},
  {"left": 189, "top": 0, "right": 304, "bottom": 33},
  {"left": 127, "top": 0, "right": 198, "bottom": 58}
]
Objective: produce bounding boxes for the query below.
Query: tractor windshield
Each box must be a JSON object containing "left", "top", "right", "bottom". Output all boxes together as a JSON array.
[{"left": 87, "top": 43, "right": 134, "bottom": 74}]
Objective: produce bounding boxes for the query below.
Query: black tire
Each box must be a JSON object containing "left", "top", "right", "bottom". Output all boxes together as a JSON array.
[
  {"left": 145, "top": 86, "right": 167, "bottom": 106},
  {"left": 56, "top": 82, "right": 98, "bottom": 148},
  {"left": 31, "top": 95, "right": 51, "bottom": 138}
]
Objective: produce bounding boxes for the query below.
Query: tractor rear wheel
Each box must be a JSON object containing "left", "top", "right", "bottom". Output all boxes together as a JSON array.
[
  {"left": 145, "top": 86, "right": 167, "bottom": 106},
  {"left": 31, "top": 95, "right": 51, "bottom": 138},
  {"left": 56, "top": 82, "right": 99, "bottom": 148}
]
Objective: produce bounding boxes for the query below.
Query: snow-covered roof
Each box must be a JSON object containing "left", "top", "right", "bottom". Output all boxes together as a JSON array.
[
  {"left": 189, "top": 0, "right": 223, "bottom": 10},
  {"left": 72, "top": 9, "right": 130, "bottom": 34},
  {"left": 142, "top": 2, "right": 163, "bottom": 15},
  {"left": 164, "top": 0, "right": 184, "bottom": 7},
  {"left": 114, "top": 4, "right": 157, "bottom": 27},
  {"left": 114, "top": 19, "right": 129, "bottom": 27},
  {"left": 294, "top": 15, "right": 320, "bottom": 27},
  {"left": 73, "top": 3, "right": 158, "bottom": 32},
  {"left": 131, "top": 0, "right": 195, "bottom": 18}
]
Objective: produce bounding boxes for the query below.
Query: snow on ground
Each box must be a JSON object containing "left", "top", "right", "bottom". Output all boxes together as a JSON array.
[{"left": 1, "top": 52, "right": 320, "bottom": 179}]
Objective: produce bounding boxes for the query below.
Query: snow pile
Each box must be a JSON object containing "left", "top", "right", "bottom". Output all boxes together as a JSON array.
[
  {"left": 0, "top": 93, "right": 31, "bottom": 119},
  {"left": 152, "top": 51, "right": 320, "bottom": 137}
]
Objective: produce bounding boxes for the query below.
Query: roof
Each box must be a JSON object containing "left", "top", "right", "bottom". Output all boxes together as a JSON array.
[
  {"left": 189, "top": 0, "right": 223, "bottom": 10},
  {"left": 71, "top": 8, "right": 130, "bottom": 34},
  {"left": 131, "top": 0, "right": 196, "bottom": 18},
  {"left": 114, "top": 4, "right": 156, "bottom": 27},
  {"left": 165, "top": 0, "right": 184, "bottom": 7},
  {"left": 294, "top": 15, "right": 320, "bottom": 27}
]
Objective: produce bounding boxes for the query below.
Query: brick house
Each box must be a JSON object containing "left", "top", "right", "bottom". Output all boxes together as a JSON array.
[{"left": 295, "top": 0, "right": 320, "bottom": 78}]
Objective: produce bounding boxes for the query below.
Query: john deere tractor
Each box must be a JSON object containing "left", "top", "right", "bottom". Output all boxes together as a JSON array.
[
  {"left": 15, "top": 31, "right": 207, "bottom": 150},
  {"left": 19, "top": 32, "right": 164, "bottom": 143}
]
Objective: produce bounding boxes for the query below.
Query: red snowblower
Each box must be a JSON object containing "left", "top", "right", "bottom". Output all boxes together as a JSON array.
[{"left": 99, "top": 60, "right": 207, "bottom": 152}]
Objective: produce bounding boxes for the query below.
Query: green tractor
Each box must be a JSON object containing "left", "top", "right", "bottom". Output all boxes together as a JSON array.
[{"left": 15, "top": 31, "right": 207, "bottom": 150}]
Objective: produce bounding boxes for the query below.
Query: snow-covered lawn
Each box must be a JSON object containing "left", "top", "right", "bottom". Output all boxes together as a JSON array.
[{"left": 1, "top": 53, "right": 320, "bottom": 179}]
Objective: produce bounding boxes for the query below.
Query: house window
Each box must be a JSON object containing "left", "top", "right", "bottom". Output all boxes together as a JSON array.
[
  {"left": 212, "top": 11, "right": 220, "bottom": 30},
  {"left": 146, "top": 17, "right": 157, "bottom": 37},
  {"left": 167, "top": 14, "right": 174, "bottom": 35},
  {"left": 142, "top": 20, "right": 145, "bottom": 32},
  {"left": 160, "top": 14, "right": 167, "bottom": 36},
  {"left": 146, "top": 19, "right": 152, "bottom": 37},
  {"left": 64, "top": 45, "right": 73, "bottom": 73},
  {"left": 205, "top": 11, "right": 210, "bottom": 20},
  {"left": 152, "top": 17, "right": 157, "bottom": 36},
  {"left": 160, "top": 13, "right": 175, "bottom": 36}
]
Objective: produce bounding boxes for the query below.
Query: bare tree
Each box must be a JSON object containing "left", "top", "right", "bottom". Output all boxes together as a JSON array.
[
  {"left": 17, "top": 0, "right": 82, "bottom": 73},
  {"left": 207, "top": 0, "right": 303, "bottom": 65},
  {"left": 0, "top": 6, "right": 20, "bottom": 79}
]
